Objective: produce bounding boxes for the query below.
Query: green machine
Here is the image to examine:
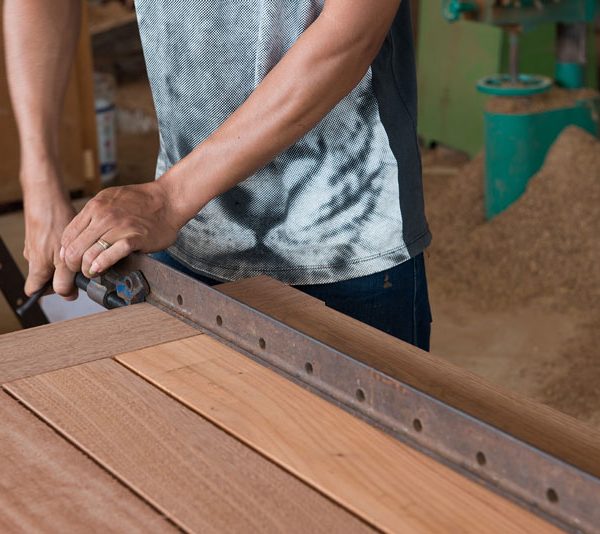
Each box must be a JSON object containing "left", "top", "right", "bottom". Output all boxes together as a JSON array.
[{"left": 442, "top": 0, "right": 600, "bottom": 218}]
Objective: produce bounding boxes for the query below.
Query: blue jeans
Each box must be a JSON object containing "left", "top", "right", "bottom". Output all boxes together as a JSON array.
[{"left": 153, "top": 251, "right": 432, "bottom": 351}]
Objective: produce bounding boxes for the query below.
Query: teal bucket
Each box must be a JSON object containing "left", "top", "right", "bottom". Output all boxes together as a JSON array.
[{"left": 484, "top": 97, "right": 599, "bottom": 219}]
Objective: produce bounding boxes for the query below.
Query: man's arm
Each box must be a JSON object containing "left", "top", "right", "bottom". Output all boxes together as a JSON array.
[
  {"left": 61, "top": 0, "right": 402, "bottom": 278},
  {"left": 4, "top": 0, "right": 80, "bottom": 297}
]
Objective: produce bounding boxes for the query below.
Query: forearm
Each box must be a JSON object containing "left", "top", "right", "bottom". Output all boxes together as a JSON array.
[
  {"left": 160, "top": 1, "right": 398, "bottom": 226},
  {"left": 3, "top": 0, "right": 80, "bottom": 194}
]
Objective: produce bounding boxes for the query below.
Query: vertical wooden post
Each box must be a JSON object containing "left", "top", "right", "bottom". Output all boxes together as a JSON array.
[{"left": 75, "top": 2, "right": 101, "bottom": 196}]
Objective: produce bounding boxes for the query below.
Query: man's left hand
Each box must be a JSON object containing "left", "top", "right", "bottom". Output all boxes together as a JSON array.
[{"left": 60, "top": 181, "right": 182, "bottom": 278}]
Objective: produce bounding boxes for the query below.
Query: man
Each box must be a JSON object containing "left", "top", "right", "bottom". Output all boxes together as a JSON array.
[{"left": 5, "top": 0, "right": 431, "bottom": 349}]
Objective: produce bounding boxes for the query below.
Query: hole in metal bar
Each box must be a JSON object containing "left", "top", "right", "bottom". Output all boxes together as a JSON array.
[
  {"left": 305, "top": 362, "right": 313, "bottom": 375},
  {"left": 413, "top": 418, "right": 423, "bottom": 432},
  {"left": 259, "top": 337, "right": 266, "bottom": 349},
  {"left": 546, "top": 488, "right": 559, "bottom": 503},
  {"left": 176, "top": 294, "right": 183, "bottom": 305},
  {"left": 476, "top": 451, "right": 486, "bottom": 466},
  {"left": 216, "top": 315, "right": 223, "bottom": 326},
  {"left": 355, "top": 388, "right": 366, "bottom": 402}
]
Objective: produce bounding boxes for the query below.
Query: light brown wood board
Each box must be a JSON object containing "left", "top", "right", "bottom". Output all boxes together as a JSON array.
[
  {"left": 5, "top": 358, "right": 372, "bottom": 534},
  {"left": 0, "top": 303, "right": 196, "bottom": 383},
  {"left": 216, "top": 276, "right": 600, "bottom": 479},
  {"left": 0, "top": 391, "right": 173, "bottom": 533},
  {"left": 218, "top": 275, "right": 325, "bottom": 317},
  {"left": 115, "top": 335, "right": 559, "bottom": 534}
]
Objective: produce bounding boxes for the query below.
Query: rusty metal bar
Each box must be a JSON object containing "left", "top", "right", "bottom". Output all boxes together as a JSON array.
[{"left": 118, "top": 254, "right": 599, "bottom": 533}]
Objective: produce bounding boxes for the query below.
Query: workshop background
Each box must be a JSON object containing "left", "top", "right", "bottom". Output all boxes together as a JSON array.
[{"left": 1, "top": 0, "right": 600, "bottom": 426}]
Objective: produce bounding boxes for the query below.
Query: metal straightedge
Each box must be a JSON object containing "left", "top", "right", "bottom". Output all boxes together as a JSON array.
[{"left": 114, "top": 253, "right": 600, "bottom": 534}]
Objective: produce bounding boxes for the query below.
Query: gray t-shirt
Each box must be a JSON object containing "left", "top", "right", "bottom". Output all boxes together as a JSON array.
[{"left": 135, "top": 0, "right": 430, "bottom": 284}]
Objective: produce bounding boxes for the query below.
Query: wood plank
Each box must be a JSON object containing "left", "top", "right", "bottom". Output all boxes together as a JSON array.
[
  {"left": 214, "top": 276, "right": 600, "bottom": 479},
  {"left": 5, "top": 359, "right": 372, "bottom": 534},
  {"left": 0, "top": 303, "right": 196, "bottom": 383},
  {"left": 218, "top": 275, "right": 325, "bottom": 318},
  {"left": 0, "top": 391, "right": 173, "bottom": 533},
  {"left": 116, "top": 335, "right": 558, "bottom": 534}
]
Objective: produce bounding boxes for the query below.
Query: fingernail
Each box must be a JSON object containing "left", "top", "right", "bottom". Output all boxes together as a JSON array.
[
  {"left": 59, "top": 247, "right": 65, "bottom": 260},
  {"left": 90, "top": 262, "right": 99, "bottom": 276}
]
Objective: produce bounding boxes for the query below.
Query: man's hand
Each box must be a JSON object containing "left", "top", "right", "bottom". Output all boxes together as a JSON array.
[
  {"left": 60, "top": 180, "right": 182, "bottom": 277},
  {"left": 21, "top": 168, "right": 77, "bottom": 299}
]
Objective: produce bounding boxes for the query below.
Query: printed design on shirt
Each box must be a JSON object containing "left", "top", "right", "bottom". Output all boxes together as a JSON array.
[{"left": 137, "top": 0, "right": 415, "bottom": 282}]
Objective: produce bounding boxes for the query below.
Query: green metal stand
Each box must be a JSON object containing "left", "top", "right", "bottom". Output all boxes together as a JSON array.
[
  {"left": 484, "top": 96, "right": 599, "bottom": 218},
  {"left": 417, "top": 2, "right": 598, "bottom": 156}
]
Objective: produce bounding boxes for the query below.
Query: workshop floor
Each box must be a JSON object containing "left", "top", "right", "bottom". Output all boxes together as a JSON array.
[{"left": 2, "top": 69, "right": 598, "bottom": 429}]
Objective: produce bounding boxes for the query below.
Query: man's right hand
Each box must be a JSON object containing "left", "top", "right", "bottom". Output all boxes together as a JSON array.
[{"left": 22, "top": 171, "right": 77, "bottom": 299}]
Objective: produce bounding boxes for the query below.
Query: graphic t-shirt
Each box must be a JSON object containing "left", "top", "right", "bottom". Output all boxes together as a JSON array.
[{"left": 135, "top": 0, "right": 431, "bottom": 283}]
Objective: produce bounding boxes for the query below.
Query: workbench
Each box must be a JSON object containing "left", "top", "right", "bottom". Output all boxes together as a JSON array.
[{"left": 1, "top": 260, "right": 599, "bottom": 533}]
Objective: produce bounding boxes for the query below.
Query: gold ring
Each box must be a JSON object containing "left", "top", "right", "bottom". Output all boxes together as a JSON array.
[{"left": 96, "top": 239, "right": 111, "bottom": 251}]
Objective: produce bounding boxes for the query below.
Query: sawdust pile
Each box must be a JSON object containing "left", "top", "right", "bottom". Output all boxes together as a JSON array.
[
  {"left": 425, "top": 127, "right": 600, "bottom": 421},
  {"left": 426, "top": 126, "right": 600, "bottom": 313},
  {"left": 486, "top": 87, "right": 599, "bottom": 114}
]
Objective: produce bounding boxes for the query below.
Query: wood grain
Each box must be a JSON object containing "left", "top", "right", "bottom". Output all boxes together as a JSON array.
[
  {"left": 0, "top": 391, "right": 173, "bottom": 533},
  {"left": 218, "top": 275, "right": 325, "bottom": 317},
  {"left": 0, "top": 303, "right": 196, "bottom": 383},
  {"left": 116, "top": 335, "right": 558, "bottom": 534},
  {"left": 5, "top": 359, "right": 371, "bottom": 534},
  {"left": 214, "top": 276, "right": 600, "bottom": 479}
]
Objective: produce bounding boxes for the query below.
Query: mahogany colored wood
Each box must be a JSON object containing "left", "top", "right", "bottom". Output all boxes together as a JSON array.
[
  {"left": 0, "top": 303, "right": 196, "bottom": 383},
  {"left": 0, "top": 391, "right": 173, "bottom": 533},
  {"left": 5, "top": 358, "right": 372, "bottom": 534},
  {"left": 116, "top": 335, "right": 558, "bottom": 534}
]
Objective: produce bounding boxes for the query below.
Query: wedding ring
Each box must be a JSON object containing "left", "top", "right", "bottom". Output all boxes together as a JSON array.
[{"left": 96, "top": 239, "right": 112, "bottom": 251}]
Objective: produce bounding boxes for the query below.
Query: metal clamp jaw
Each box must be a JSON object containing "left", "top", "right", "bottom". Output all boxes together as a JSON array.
[{"left": 77, "top": 270, "right": 150, "bottom": 309}]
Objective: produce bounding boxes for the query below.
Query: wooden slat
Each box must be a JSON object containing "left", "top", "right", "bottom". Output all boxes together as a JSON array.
[
  {"left": 218, "top": 275, "right": 325, "bottom": 317},
  {"left": 0, "top": 391, "right": 173, "bottom": 533},
  {"left": 215, "top": 276, "right": 600, "bottom": 479},
  {"left": 0, "top": 303, "right": 196, "bottom": 383},
  {"left": 5, "top": 359, "right": 371, "bottom": 534},
  {"left": 116, "top": 335, "right": 558, "bottom": 534}
]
